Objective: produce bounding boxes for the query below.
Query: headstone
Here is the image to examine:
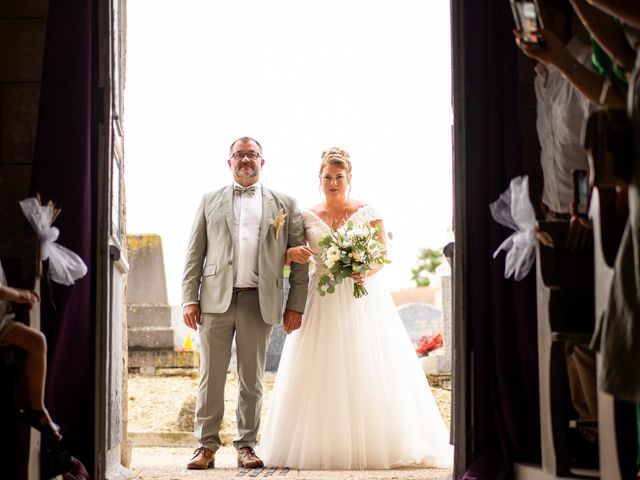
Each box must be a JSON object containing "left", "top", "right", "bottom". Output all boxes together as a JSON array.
[
  {"left": 438, "top": 275, "right": 452, "bottom": 374},
  {"left": 265, "top": 325, "right": 286, "bottom": 372},
  {"left": 397, "top": 302, "right": 449, "bottom": 375},
  {"left": 126, "top": 235, "right": 168, "bottom": 305},
  {"left": 265, "top": 278, "right": 291, "bottom": 371},
  {"left": 397, "top": 302, "right": 443, "bottom": 344},
  {"left": 127, "top": 234, "right": 197, "bottom": 374}
]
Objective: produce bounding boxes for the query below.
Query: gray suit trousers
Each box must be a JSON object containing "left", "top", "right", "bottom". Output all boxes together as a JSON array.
[{"left": 195, "top": 290, "right": 272, "bottom": 452}]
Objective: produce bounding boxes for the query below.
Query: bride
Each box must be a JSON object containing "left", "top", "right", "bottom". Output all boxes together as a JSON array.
[{"left": 258, "top": 147, "right": 453, "bottom": 470}]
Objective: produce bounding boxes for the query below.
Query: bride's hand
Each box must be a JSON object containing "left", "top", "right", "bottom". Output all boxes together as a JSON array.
[
  {"left": 287, "top": 245, "right": 314, "bottom": 264},
  {"left": 352, "top": 263, "right": 383, "bottom": 283},
  {"left": 352, "top": 271, "right": 368, "bottom": 284}
]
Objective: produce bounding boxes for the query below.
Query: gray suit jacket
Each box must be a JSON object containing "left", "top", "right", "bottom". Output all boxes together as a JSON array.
[{"left": 181, "top": 185, "right": 309, "bottom": 325}]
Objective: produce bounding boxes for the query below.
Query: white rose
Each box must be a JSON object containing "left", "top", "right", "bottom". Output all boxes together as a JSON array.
[{"left": 326, "top": 246, "right": 340, "bottom": 261}]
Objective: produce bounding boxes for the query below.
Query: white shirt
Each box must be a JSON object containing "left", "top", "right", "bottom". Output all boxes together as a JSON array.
[
  {"left": 534, "top": 37, "right": 594, "bottom": 214},
  {"left": 232, "top": 182, "right": 263, "bottom": 288}
]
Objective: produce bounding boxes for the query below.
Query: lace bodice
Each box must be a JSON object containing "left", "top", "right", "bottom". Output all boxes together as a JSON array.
[{"left": 302, "top": 204, "right": 382, "bottom": 275}]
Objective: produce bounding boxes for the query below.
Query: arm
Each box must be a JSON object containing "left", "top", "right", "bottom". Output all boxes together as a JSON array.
[
  {"left": 283, "top": 199, "right": 309, "bottom": 333},
  {"left": 570, "top": 0, "right": 635, "bottom": 72},
  {"left": 286, "top": 245, "right": 314, "bottom": 264},
  {"left": 515, "top": 29, "right": 626, "bottom": 108},
  {"left": 0, "top": 286, "right": 39, "bottom": 308},
  {"left": 182, "top": 196, "right": 207, "bottom": 330}
]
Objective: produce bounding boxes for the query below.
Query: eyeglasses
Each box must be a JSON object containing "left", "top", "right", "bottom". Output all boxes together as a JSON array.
[{"left": 230, "top": 151, "right": 261, "bottom": 160}]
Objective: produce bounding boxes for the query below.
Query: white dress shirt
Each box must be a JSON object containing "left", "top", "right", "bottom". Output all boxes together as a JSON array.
[
  {"left": 233, "top": 181, "right": 263, "bottom": 288},
  {"left": 534, "top": 36, "right": 594, "bottom": 214}
]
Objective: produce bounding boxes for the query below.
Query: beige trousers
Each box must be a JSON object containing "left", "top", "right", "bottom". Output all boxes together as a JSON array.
[
  {"left": 566, "top": 342, "right": 598, "bottom": 440},
  {"left": 195, "top": 290, "right": 272, "bottom": 452}
]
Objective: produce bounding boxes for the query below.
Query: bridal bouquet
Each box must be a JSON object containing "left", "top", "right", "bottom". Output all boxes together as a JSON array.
[{"left": 317, "top": 221, "right": 390, "bottom": 298}]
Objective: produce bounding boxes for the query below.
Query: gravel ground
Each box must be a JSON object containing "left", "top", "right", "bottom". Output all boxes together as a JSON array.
[
  {"left": 127, "top": 373, "right": 453, "bottom": 479},
  {"left": 127, "top": 372, "right": 452, "bottom": 436},
  {"left": 129, "top": 446, "right": 452, "bottom": 479}
]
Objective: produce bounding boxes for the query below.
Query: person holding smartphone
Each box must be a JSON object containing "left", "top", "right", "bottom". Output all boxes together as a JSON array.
[
  {"left": 513, "top": 1, "right": 594, "bottom": 223},
  {"left": 513, "top": 0, "right": 599, "bottom": 465}
]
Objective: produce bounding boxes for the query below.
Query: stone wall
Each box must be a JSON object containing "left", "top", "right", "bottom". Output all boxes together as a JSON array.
[{"left": 0, "top": 0, "right": 48, "bottom": 231}]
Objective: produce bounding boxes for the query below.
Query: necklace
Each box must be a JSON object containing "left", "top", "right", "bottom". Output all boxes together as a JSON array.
[{"left": 324, "top": 203, "right": 350, "bottom": 230}]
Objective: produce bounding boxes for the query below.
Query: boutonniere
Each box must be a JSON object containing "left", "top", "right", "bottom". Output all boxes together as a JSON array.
[{"left": 270, "top": 208, "right": 287, "bottom": 240}]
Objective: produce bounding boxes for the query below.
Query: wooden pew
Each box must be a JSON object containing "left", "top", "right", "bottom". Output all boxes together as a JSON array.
[{"left": 535, "top": 220, "right": 596, "bottom": 478}]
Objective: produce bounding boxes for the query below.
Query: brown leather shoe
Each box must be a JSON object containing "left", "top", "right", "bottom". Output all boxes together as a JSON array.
[
  {"left": 237, "top": 446, "right": 264, "bottom": 468},
  {"left": 187, "top": 446, "right": 214, "bottom": 470}
]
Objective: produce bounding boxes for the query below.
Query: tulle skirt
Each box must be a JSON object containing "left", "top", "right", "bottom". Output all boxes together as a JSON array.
[{"left": 258, "top": 274, "right": 453, "bottom": 470}]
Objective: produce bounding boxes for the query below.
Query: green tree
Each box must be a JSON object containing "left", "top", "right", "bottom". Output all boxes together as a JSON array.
[{"left": 411, "top": 247, "right": 443, "bottom": 287}]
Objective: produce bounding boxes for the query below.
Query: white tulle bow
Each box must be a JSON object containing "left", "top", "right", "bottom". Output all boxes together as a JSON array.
[
  {"left": 19, "top": 197, "right": 88, "bottom": 285},
  {"left": 489, "top": 176, "right": 537, "bottom": 281}
]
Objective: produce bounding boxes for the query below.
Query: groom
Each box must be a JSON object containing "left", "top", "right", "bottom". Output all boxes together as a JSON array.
[{"left": 182, "top": 137, "right": 309, "bottom": 469}]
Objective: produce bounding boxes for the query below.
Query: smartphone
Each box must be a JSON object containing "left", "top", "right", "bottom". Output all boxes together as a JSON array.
[
  {"left": 573, "top": 169, "right": 589, "bottom": 216},
  {"left": 510, "top": 0, "right": 545, "bottom": 45}
]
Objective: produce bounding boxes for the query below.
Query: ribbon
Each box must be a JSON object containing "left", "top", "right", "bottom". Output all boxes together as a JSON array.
[
  {"left": 489, "top": 176, "right": 537, "bottom": 281},
  {"left": 19, "top": 197, "right": 88, "bottom": 286}
]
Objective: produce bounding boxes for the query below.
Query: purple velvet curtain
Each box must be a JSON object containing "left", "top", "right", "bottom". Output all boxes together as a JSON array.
[
  {"left": 31, "top": 0, "right": 94, "bottom": 468},
  {"left": 456, "top": 1, "right": 541, "bottom": 478}
]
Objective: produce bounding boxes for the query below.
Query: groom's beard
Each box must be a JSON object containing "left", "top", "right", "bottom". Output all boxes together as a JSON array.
[{"left": 233, "top": 164, "right": 258, "bottom": 178}]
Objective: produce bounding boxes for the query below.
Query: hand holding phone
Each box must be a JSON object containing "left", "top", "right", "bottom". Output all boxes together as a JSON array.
[
  {"left": 565, "top": 169, "right": 593, "bottom": 252},
  {"left": 573, "top": 169, "right": 589, "bottom": 216},
  {"left": 510, "top": 0, "right": 545, "bottom": 46}
]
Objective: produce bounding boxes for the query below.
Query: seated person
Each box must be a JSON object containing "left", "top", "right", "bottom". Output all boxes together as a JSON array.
[{"left": 0, "top": 259, "right": 61, "bottom": 442}]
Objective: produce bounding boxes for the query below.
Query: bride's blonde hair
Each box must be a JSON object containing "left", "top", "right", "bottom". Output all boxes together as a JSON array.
[{"left": 319, "top": 147, "right": 352, "bottom": 174}]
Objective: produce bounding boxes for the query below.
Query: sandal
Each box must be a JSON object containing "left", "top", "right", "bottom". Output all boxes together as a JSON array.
[{"left": 17, "top": 405, "right": 63, "bottom": 442}]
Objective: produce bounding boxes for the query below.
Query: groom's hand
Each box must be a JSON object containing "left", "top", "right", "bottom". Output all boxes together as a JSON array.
[
  {"left": 283, "top": 309, "right": 302, "bottom": 334},
  {"left": 183, "top": 304, "right": 201, "bottom": 330}
]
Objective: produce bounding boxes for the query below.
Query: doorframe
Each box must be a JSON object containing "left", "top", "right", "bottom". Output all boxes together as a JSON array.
[
  {"left": 94, "top": 0, "right": 129, "bottom": 478},
  {"left": 91, "top": 1, "right": 470, "bottom": 478},
  {"left": 451, "top": 0, "right": 472, "bottom": 476}
]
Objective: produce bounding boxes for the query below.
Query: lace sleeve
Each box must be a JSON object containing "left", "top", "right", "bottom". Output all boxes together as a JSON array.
[{"left": 354, "top": 204, "right": 383, "bottom": 224}]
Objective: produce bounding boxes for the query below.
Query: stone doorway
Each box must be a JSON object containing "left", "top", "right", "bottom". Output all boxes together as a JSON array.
[{"left": 120, "top": 2, "right": 455, "bottom": 479}]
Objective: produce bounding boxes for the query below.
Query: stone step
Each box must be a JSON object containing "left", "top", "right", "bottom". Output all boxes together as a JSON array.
[
  {"left": 128, "top": 431, "right": 199, "bottom": 447},
  {"left": 127, "top": 304, "right": 172, "bottom": 328},
  {"left": 128, "top": 349, "right": 199, "bottom": 376},
  {"left": 128, "top": 326, "right": 174, "bottom": 350}
]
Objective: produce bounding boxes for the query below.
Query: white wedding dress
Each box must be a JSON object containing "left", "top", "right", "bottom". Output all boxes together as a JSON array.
[{"left": 258, "top": 205, "right": 453, "bottom": 470}]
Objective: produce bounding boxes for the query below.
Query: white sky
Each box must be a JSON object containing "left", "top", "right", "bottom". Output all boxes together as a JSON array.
[{"left": 124, "top": 0, "right": 453, "bottom": 305}]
